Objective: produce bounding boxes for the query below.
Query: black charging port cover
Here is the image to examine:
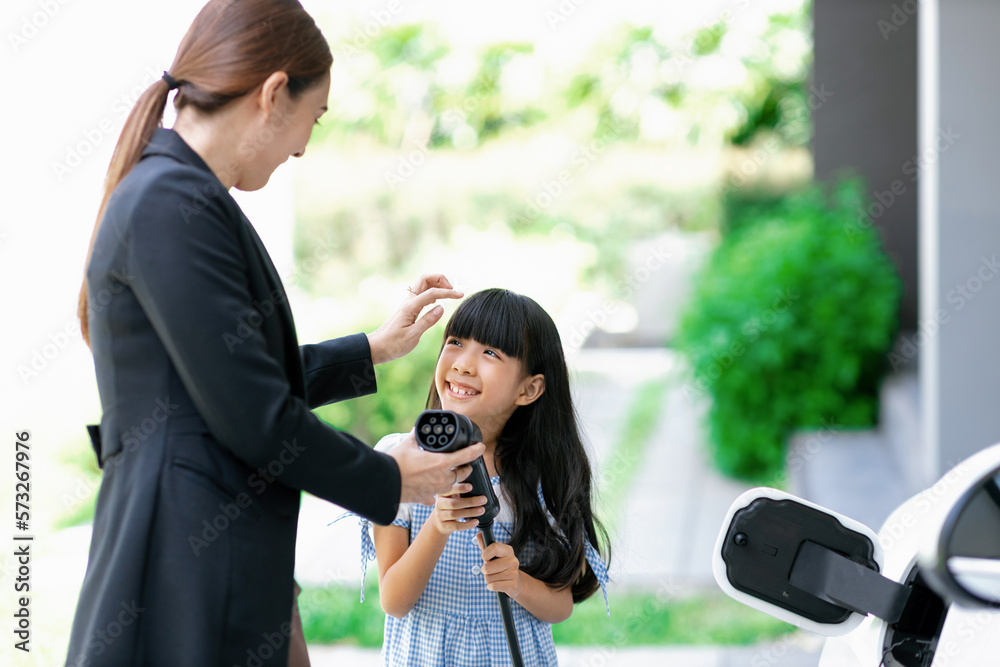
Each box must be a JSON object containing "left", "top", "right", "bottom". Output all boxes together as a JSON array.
[{"left": 721, "top": 497, "right": 880, "bottom": 624}]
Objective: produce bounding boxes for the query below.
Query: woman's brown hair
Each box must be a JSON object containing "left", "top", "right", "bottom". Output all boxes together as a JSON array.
[{"left": 78, "top": 0, "right": 332, "bottom": 346}]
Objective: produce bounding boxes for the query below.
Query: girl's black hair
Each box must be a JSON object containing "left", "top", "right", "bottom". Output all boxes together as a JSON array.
[{"left": 426, "top": 288, "right": 611, "bottom": 602}]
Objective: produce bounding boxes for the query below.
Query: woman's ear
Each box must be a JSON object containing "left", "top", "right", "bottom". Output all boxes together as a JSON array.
[
  {"left": 257, "top": 71, "right": 290, "bottom": 121},
  {"left": 514, "top": 374, "right": 545, "bottom": 406}
]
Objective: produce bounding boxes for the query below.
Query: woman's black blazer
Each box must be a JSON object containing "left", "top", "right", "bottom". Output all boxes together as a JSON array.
[{"left": 66, "top": 128, "right": 400, "bottom": 666}]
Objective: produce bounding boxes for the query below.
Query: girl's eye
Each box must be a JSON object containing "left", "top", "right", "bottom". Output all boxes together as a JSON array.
[
  {"left": 447, "top": 338, "right": 462, "bottom": 347},
  {"left": 484, "top": 349, "right": 499, "bottom": 358}
]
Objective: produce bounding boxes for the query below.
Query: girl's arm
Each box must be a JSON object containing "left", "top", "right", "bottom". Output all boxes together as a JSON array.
[
  {"left": 477, "top": 534, "right": 574, "bottom": 624},
  {"left": 373, "top": 483, "right": 488, "bottom": 618}
]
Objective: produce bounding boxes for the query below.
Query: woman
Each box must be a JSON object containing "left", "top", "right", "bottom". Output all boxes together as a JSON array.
[{"left": 68, "top": 1, "right": 483, "bottom": 665}]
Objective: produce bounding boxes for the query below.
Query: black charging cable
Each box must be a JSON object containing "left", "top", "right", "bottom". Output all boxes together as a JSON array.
[
  {"left": 478, "top": 521, "right": 525, "bottom": 667},
  {"left": 415, "top": 410, "right": 525, "bottom": 667}
]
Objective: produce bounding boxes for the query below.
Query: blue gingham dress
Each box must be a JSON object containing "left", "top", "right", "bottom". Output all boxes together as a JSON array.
[{"left": 350, "top": 433, "right": 610, "bottom": 667}]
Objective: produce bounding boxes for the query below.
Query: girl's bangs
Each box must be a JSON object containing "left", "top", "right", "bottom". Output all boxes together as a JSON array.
[{"left": 445, "top": 289, "right": 529, "bottom": 361}]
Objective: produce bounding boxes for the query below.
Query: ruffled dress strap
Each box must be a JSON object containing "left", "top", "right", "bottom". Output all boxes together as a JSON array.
[
  {"left": 328, "top": 510, "right": 377, "bottom": 602},
  {"left": 584, "top": 537, "right": 611, "bottom": 617},
  {"left": 535, "top": 484, "right": 611, "bottom": 617}
]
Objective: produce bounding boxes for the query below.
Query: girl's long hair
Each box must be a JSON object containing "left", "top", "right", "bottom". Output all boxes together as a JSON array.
[
  {"left": 426, "top": 289, "right": 611, "bottom": 602},
  {"left": 77, "top": 0, "right": 332, "bottom": 346}
]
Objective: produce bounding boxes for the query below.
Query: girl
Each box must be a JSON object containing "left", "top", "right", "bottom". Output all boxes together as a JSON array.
[{"left": 359, "top": 288, "right": 611, "bottom": 666}]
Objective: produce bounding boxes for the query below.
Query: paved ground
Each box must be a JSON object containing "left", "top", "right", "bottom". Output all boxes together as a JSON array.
[{"left": 308, "top": 639, "right": 826, "bottom": 666}]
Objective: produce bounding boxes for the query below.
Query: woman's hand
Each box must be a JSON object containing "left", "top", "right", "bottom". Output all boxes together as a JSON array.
[
  {"left": 430, "top": 485, "right": 488, "bottom": 535},
  {"left": 386, "top": 431, "right": 485, "bottom": 505},
  {"left": 366, "top": 274, "right": 463, "bottom": 365},
  {"left": 477, "top": 533, "right": 523, "bottom": 598}
]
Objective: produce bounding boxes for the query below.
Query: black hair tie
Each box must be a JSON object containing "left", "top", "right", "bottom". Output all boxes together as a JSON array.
[{"left": 162, "top": 71, "right": 180, "bottom": 91}]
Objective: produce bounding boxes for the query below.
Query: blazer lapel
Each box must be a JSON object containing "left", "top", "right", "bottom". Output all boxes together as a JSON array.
[{"left": 236, "top": 210, "right": 307, "bottom": 395}]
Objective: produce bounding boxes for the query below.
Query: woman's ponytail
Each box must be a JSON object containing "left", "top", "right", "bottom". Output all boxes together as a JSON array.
[{"left": 78, "top": 77, "right": 173, "bottom": 347}]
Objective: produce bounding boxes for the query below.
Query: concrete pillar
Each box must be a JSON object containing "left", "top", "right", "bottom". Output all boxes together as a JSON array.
[
  {"left": 920, "top": 0, "right": 1000, "bottom": 481},
  {"left": 812, "top": 0, "right": 919, "bottom": 334}
]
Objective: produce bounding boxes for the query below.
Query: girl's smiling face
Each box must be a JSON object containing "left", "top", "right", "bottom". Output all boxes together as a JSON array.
[{"left": 434, "top": 336, "right": 544, "bottom": 444}]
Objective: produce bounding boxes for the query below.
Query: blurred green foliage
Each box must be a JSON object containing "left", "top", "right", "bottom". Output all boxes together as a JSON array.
[
  {"left": 317, "top": 4, "right": 812, "bottom": 151},
  {"left": 674, "top": 177, "right": 903, "bottom": 481},
  {"left": 54, "top": 437, "right": 100, "bottom": 529},
  {"left": 298, "top": 583, "right": 796, "bottom": 647},
  {"left": 293, "top": 183, "right": 720, "bottom": 305}
]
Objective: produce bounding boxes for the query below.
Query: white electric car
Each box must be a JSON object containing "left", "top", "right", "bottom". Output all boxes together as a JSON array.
[{"left": 714, "top": 443, "right": 1000, "bottom": 666}]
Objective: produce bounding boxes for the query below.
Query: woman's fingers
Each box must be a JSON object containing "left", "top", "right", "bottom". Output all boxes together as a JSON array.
[
  {"left": 445, "top": 482, "right": 473, "bottom": 495},
  {"left": 412, "top": 303, "right": 445, "bottom": 336},
  {"left": 367, "top": 277, "right": 463, "bottom": 365},
  {"left": 410, "top": 274, "right": 455, "bottom": 294},
  {"left": 441, "top": 446, "right": 484, "bottom": 476},
  {"left": 405, "top": 287, "right": 465, "bottom": 315}
]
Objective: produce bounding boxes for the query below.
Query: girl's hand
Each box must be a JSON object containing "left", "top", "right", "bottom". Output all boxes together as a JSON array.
[
  {"left": 430, "top": 484, "right": 487, "bottom": 535},
  {"left": 477, "top": 533, "right": 523, "bottom": 599},
  {"left": 366, "top": 274, "right": 463, "bottom": 365}
]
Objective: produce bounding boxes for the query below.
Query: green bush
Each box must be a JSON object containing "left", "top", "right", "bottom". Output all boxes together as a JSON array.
[
  {"left": 674, "top": 177, "right": 903, "bottom": 481},
  {"left": 298, "top": 583, "right": 796, "bottom": 647}
]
